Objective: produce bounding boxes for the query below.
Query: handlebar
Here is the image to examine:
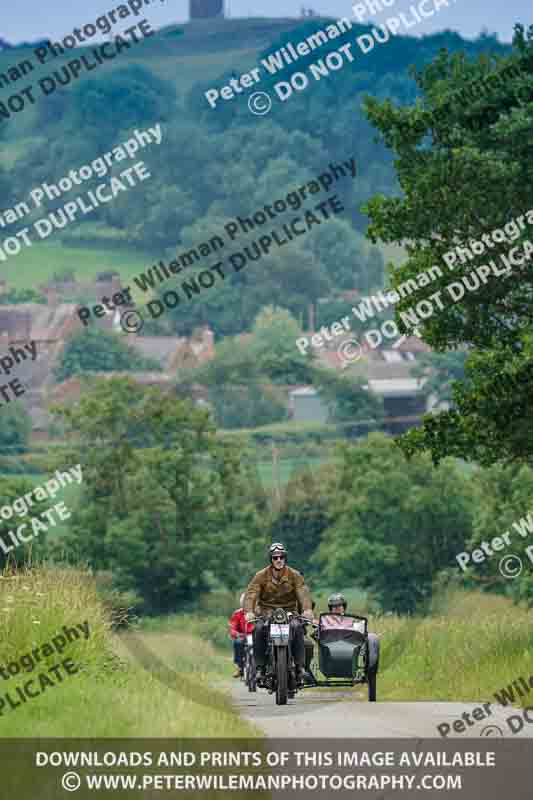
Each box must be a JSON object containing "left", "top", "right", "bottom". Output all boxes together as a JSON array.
[{"left": 245, "top": 613, "right": 315, "bottom": 624}]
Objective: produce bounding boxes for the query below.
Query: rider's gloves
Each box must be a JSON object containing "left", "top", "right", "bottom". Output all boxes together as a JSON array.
[
  {"left": 245, "top": 612, "right": 254, "bottom": 623},
  {"left": 302, "top": 609, "right": 313, "bottom": 620}
]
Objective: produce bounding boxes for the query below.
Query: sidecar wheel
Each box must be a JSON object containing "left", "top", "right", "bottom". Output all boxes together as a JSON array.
[{"left": 368, "top": 669, "right": 377, "bottom": 702}]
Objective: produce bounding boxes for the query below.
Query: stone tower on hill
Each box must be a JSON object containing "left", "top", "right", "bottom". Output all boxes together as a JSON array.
[{"left": 190, "top": 0, "right": 224, "bottom": 19}]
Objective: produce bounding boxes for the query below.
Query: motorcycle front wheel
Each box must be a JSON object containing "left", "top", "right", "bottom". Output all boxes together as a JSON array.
[
  {"left": 247, "top": 651, "right": 257, "bottom": 692},
  {"left": 275, "top": 647, "right": 288, "bottom": 705}
]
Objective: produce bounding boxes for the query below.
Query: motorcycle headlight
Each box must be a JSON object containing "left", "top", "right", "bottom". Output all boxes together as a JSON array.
[{"left": 273, "top": 608, "right": 288, "bottom": 623}]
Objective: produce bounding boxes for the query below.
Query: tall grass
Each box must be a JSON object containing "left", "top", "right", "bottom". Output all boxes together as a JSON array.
[
  {"left": 0, "top": 566, "right": 258, "bottom": 737},
  {"left": 371, "top": 588, "right": 533, "bottom": 702}
]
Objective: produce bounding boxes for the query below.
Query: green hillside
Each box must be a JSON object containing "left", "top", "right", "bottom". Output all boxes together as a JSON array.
[{"left": 0, "top": 17, "right": 512, "bottom": 335}]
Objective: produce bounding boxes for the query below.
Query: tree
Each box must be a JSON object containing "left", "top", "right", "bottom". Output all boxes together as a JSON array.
[
  {"left": 54, "top": 329, "right": 162, "bottom": 382},
  {"left": 412, "top": 349, "right": 469, "bottom": 405},
  {"left": 314, "top": 434, "right": 474, "bottom": 613},
  {"left": 209, "top": 384, "right": 288, "bottom": 429},
  {"left": 0, "top": 403, "right": 31, "bottom": 453},
  {"left": 310, "top": 366, "right": 384, "bottom": 423},
  {"left": 362, "top": 25, "right": 533, "bottom": 467},
  {"left": 247, "top": 306, "right": 314, "bottom": 385},
  {"left": 191, "top": 307, "right": 314, "bottom": 428},
  {"left": 269, "top": 463, "right": 338, "bottom": 579},
  {"left": 64, "top": 65, "right": 175, "bottom": 148},
  {"left": 51, "top": 378, "right": 266, "bottom": 612},
  {"left": 304, "top": 220, "right": 384, "bottom": 292},
  {"left": 447, "top": 462, "right": 533, "bottom": 606}
]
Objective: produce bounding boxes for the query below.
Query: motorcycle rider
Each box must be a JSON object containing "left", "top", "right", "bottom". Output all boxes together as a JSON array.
[
  {"left": 228, "top": 593, "right": 253, "bottom": 678},
  {"left": 244, "top": 543, "right": 313, "bottom": 688}
]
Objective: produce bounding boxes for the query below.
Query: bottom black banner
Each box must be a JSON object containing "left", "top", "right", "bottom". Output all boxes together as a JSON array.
[{"left": 1, "top": 738, "right": 531, "bottom": 798}]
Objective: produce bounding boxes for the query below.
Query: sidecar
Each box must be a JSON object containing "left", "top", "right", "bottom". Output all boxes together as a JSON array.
[{"left": 307, "top": 613, "right": 380, "bottom": 701}]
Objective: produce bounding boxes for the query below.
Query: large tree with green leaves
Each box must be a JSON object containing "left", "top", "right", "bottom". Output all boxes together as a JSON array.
[
  {"left": 314, "top": 433, "right": 474, "bottom": 613},
  {"left": 51, "top": 377, "right": 266, "bottom": 612},
  {"left": 269, "top": 463, "right": 339, "bottom": 580},
  {"left": 191, "top": 306, "right": 315, "bottom": 428},
  {"left": 363, "top": 25, "right": 533, "bottom": 468},
  {"left": 446, "top": 462, "right": 533, "bottom": 607}
]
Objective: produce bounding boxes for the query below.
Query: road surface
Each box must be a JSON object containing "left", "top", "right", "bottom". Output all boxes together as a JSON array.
[{"left": 229, "top": 680, "right": 533, "bottom": 738}]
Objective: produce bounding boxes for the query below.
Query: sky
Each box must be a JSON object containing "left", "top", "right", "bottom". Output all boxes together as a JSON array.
[{"left": 2, "top": 0, "right": 529, "bottom": 45}]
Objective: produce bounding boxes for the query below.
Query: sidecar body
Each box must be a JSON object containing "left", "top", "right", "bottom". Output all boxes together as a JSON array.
[{"left": 307, "top": 612, "right": 380, "bottom": 700}]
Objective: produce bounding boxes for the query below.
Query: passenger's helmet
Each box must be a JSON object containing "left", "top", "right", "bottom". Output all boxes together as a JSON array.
[
  {"left": 327, "top": 592, "right": 347, "bottom": 611},
  {"left": 269, "top": 542, "right": 287, "bottom": 562}
]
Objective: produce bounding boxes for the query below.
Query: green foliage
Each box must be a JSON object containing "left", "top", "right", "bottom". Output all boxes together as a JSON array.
[
  {"left": 192, "top": 306, "right": 314, "bottom": 428},
  {"left": 363, "top": 25, "right": 533, "bottom": 466},
  {"left": 1, "top": 287, "right": 47, "bottom": 304},
  {"left": 0, "top": 403, "right": 31, "bottom": 453},
  {"left": 191, "top": 304, "right": 383, "bottom": 429},
  {"left": 314, "top": 434, "right": 475, "bottom": 613},
  {"left": 247, "top": 306, "right": 315, "bottom": 384},
  {"left": 310, "top": 366, "right": 384, "bottom": 422},
  {"left": 210, "top": 384, "right": 288, "bottom": 429},
  {"left": 399, "top": 343, "right": 533, "bottom": 467},
  {"left": 446, "top": 463, "right": 533, "bottom": 605},
  {"left": 411, "top": 349, "right": 469, "bottom": 404},
  {"left": 0, "top": 477, "right": 50, "bottom": 568},
  {"left": 269, "top": 464, "right": 339, "bottom": 579},
  {"left": 4, "top": 20, "right": 514, "bottom": 338},
  {"left": 51, "top": 378, "right": 268, "bottom": 613},
  {"left": 52, "top": 267, "right": 76, "bottom": 283},
  {"left": 54, "top": 328, "right": 162, "bottom": 382},
  {"left": 40, "top": 65, "right": 175, "bottom": 147}
]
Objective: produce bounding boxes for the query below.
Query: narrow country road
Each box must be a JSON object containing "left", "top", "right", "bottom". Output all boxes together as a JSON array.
[{"left": 228, "top": 680, "right": 533, "bottom": 738}]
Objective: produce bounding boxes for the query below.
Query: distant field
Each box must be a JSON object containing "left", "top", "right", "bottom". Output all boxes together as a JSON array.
[
  {"left": 1, "top": 225, "right": 402, "bottom": 296},
  {"left": 1, "top": 240, "right": 156, "bottom": 293}
]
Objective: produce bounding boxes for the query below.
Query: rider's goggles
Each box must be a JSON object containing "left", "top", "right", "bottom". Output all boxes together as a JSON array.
[{"left": 272, "top": 554, "right": 286, "bottom": 562}]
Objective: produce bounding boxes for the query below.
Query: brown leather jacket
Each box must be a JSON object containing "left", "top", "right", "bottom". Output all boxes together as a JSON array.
[{"left": 244, "top": 565, "right": 312, "bottom": 616}]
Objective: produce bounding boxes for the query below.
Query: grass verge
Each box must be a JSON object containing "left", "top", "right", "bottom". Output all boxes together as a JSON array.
[
  {"left": 0, "top": 566, "right": 259, "bottom": 737},
  {"left": 371, "top": 588, "right": 533, "bottom": 703}
]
